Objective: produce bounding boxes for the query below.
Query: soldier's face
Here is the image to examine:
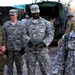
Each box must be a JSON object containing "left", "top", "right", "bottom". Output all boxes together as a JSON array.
[
  {"left": 10, "top": 14, "right": 18, "bottom": 20},
  {"left": 68, "top": 16, "right": 73, "bottom": 20},
  {"left": 32, "top": 13, "right": 40, "bottom": 19}
]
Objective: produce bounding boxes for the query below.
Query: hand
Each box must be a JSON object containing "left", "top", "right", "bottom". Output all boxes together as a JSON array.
[
  {"left": 28, "top": 41, "right": 33, "bottom": 48},
  {"left": 30, "top": 38, "right": 37, "bottom": 46},
  {"left": 30, "top": 38, "right": 40, "bottom": 46},
  {"left": 36, "top": 42, "right": 46, "bottom": 48},
  {"left": 19, "top": 47, "right": 25, "bottom": 55},
  {"left": 57, "top": 39, "right": 61, "bottom": 47},
  {"left": 0, "top": 51, "right": 4, "bottom": 55},
  {"left": 1, "top": 46, "right": 6, "bottom": 53}
]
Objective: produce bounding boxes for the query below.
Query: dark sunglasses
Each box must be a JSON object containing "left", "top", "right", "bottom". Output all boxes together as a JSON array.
[
  {"left": 9, "top": 14, "right": 15, "bottom": 16},
  {"left": 32, "top": 13, "right": 39, "bottom": 15}
]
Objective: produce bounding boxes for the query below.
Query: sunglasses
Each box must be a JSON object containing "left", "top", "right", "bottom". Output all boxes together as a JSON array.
[
  {"left": 32, "top": 13, "right": 39, "bottom": 15},
  {"left": 10, "top": 14, "right": 15, "bottom": 16}
]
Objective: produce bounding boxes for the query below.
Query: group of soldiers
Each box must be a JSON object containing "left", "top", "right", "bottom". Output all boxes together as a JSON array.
[
  {"left": 0, "top": 4, "right": 54, "bottom": 75},
  {"left": 0, "top": 3, "right": 75, "bottom": 75}
]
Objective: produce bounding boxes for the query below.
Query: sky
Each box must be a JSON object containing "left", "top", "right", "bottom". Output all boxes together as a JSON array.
[{"left": 0, "top": 0, "right": 75, "bottom": 6}]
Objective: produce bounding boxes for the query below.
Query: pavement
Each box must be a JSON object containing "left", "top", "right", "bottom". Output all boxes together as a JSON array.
[{"left": 4, "top": 46, "right": 57, "bottom": 75}]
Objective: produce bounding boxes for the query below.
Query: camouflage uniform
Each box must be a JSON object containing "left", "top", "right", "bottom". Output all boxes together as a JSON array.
[
  {"left": 0, "top": 26, "right": 6, "bottom": 75},
  {"left": 52, "top": 29, "right": 75, "bottom": 75},
  {"left": 57, "top": 12, "right": 75, "bottom": 46},
  {"left": 65, "top": 18, "right": 75, "bottom": 33},
  {"left": 3, "top": 20, "right": 28, "bottom": 75},
  {"left": 25, "top": 17, "right": 54, "bottom": 75}
]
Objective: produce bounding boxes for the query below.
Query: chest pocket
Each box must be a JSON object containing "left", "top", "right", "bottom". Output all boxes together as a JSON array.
[
  {"left": 37, "top": 23, "right": 46, "bottom": 33},
  {"left": 5, "top": 26, "right": 14, "bottom": 35},
  {"left": 28, "top": 21, "right": 46, "bottom": 35}
]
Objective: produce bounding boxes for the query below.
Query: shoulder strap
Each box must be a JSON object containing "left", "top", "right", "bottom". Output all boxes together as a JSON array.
[
  {"left": 63, "top": 32, "right": 70, "bottom": 74},
  {"left": 65, "top": 32, "right": 70, "bottom": 42},
  {"left": 64, "top": 32, "right": 70, "bottom": 60}
]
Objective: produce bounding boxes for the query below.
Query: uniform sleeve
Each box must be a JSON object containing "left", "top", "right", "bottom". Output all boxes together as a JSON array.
[
  {"left": 1, "top": 26, "right": 6, "bottom": 46},
  {"left": 52, "top": 34, "right": 66, "bottom": 75},
  {"left": 65, "top": 21, "right": 71, "bottom": 33},
  {"left": 21, "top": 25, "right": 30, "bottom": 47},
  {"left": 43, "top": 21, "right": 54, "bottom": 46},
  {"left": 2, "top": 22, "right": 9, "bottom": 46}
]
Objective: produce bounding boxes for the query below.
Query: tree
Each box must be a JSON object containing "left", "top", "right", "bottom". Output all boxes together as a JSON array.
[
  {"left": 58, "top": 0, "right": 60, "bottom": 2},
  {"left": 34, "top": 0, "right": 48, "bottom": 3},
  {"left": 67, "top": 0, "right": 73, "bottom": 6}
]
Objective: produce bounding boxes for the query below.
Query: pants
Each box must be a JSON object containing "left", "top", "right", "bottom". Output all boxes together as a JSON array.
[
  {"left": 0, "top": 55, "right": 5, "bottom": 75},
  {"left": 26, "top": 52, "right": 51, "bottom": 75},
  {"left": 5, "top": 51, "right": 23, "bottom": 75}
]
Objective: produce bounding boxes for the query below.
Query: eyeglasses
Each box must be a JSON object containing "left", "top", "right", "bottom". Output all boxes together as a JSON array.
[{"left": 32, "top": 13, "right": 39, "bottom": 15}]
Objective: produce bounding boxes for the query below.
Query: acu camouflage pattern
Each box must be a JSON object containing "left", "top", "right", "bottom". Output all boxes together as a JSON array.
[
  {"left": 26, "top": 52, "right": 51, "bottom": 75},
  {"left": 6, "top": 51, "right": 23, "bottom": 75},
  {"left": 65, "top": 18, "right": 75, "bottom": 33},
  {"left": 25, "top": 17, "right": 54, "bottom": 53},
  {"left": 3, "top": 20, "right": 27, "bottom": 51},
  {"left": 52, "top": 29, "right": 75, "bottom": 75},
  {"left": 25, "top": 17, "right": 54, "bottom": 75},
  {"left": 3, "top": 20, "right": 28, "bottom": 75}
]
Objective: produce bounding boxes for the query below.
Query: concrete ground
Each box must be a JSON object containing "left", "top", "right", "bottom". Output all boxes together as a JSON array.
[{"left": 4, "top": 46, "right": 57, "bottom": 75}]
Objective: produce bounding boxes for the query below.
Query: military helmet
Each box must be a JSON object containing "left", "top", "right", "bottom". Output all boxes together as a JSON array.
[
  {"left": 25, "top": 15, "right": 29, "bottom": 18},
  {"left": 9, "top": 9, "right": 18, "bottom": 15},
  {"left": 67, "top": 12, "right": 74, "bottom": 17},
  {"left": 30, "top": 4, "right": 40, "bottom": 13}
]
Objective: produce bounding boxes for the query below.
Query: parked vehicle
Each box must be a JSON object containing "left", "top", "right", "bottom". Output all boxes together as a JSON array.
[
  {"left": 0, "top": 6, "right": 15, "bottom": 25},
  {"left": 0, "top": 6, "right": 24, "bottom": 26}
]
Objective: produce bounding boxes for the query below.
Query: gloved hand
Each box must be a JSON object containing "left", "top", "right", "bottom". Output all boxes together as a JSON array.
[
  {"left": 19, "top": 47, "right": 25, "bottom": 55},
  {"left": 34, "top": 42, "right": 46, "bottom": 51},
  {"left": 36, "top": 42, "right": 46, "bottom": 48},
  {"left": 28, "top": 38, "right": 39, "bottom": 47},
  {"left": 28, "top": 41, "right": 33, "bottom": 48},
  {"left": 30, "top": 38, "right": 37, "bottom": 46}
]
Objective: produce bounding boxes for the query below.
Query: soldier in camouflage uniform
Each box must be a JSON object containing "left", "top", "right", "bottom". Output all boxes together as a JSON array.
[
  {"left": 65, "top": 12, "right": 75, "bottom": 33},
  {"left": 0, "top": 26, "right": 6, "bottom": 75},
  {"left": 52, "top": 28, "right": 75, "bottom": 75},
  {"left": 3, "top": 9, "right": 28, "bottom": 75},
  {"left": 25, "top": 4, "right": 54, "bottom": 75},
  {"left": 58, "top": 12, "right": 75, "bottom": 46}
]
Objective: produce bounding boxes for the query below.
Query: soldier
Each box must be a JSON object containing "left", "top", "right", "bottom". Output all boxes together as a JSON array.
[
  {"left": 65, "top": 12, "right": 75, "bottom": 33},
  {"left": 0, "top": 26, "right": 6, "bottom": 75},
  {"left": 25, "top": 4, "right": 54, "bottom": 75},
  {"left": 3, "top": 9, "right": 28, "bottom": 75},
  {"left": 52, "top": 28, "right": 75, "bottom": 75},
  {"left": 49, "top": 18, "right": 55, "bottom": 27},
  {"left": 21, "top": 14, "right": 29, "bottom": 25},
  {"left": 58, "top": 12, "right": 75, "bottom": 46}
]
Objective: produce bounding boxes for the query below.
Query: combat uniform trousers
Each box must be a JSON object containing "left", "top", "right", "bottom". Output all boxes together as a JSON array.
[
  {"left": 5, "top": 51, "right": 23, "bottom": 75},
  {"left": 26, "top": 47, "right": 51, "bottom": 75},
  {"left": 0, "top": 54, "right": 5, "bottom": 75}
]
